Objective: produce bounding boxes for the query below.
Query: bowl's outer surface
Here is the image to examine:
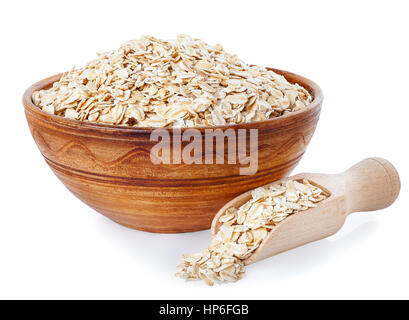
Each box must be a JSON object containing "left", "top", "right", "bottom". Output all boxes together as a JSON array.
[{"left": 23, "top": 68, "right": 323, "bottom": 233}]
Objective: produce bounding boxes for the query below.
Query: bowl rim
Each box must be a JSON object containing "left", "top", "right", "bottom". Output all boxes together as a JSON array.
[{"left": 23, "top": 67, "right": 323, "bottom": 133}]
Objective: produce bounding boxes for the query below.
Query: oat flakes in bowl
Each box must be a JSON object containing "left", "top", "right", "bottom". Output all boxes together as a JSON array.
[
  {"left": 23, "top": 35, "right": 323, "bottom": 233},
  {"left": 32, "top": 35, "right": 312, "bottom": 127}
]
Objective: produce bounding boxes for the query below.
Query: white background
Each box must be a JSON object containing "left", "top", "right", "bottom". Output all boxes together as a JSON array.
[{"left": 1, "top": 0, "right": 408, "bottom": 299}]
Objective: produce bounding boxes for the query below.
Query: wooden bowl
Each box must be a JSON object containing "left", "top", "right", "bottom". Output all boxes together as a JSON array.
[{"left": 23, "top": 68, "right": 323, "bottom": 233}]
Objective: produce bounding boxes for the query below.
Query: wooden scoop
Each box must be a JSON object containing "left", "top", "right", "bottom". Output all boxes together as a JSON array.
[{"left": 211, "top": 157, "right": 400, "bottom": 265}]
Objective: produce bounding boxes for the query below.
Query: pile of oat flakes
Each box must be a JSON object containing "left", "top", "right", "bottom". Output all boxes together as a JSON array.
[
  {"left": 32, "top": 35, "right": 312, "bottom": 127},
  {"left": 175, "top": 179, "right": 328, "bottom": 286}
]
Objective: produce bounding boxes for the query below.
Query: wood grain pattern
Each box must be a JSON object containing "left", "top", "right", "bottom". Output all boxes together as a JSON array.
[
  {"left": 211, "top": 157, "right": 401, "bottom": 264},
  {"left": 23, "top": 68, "right": 323, "bottom": 233}
]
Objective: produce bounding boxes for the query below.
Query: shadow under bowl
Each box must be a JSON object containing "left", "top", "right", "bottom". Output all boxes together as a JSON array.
[{"left": 23, "top": 68, "right": 323, "bottom": 233}]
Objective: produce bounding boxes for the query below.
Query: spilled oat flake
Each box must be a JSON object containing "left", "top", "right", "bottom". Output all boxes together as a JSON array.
[
  {"left": 175, "top": 179, "right": 328, "bottom": 286},
  {"left": 32, "top": 35, "right": 312, "bottom": 127}
]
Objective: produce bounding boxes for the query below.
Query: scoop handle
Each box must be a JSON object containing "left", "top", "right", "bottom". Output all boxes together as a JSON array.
[{"left": 343, "top": 157, "right": 400, "bottom": 214}]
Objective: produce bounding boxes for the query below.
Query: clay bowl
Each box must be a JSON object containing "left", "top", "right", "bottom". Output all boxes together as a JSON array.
[{"left": 23, "top": 68, "right": 323, "bottom": 233}]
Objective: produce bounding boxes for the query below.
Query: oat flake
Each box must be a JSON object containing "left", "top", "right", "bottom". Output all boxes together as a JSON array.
[
  {"left": 32, "top": 35, "right": 312, "bottom": 127},
  {"left": 175, "top": 179, "right": 328, "bottom": 285}
]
